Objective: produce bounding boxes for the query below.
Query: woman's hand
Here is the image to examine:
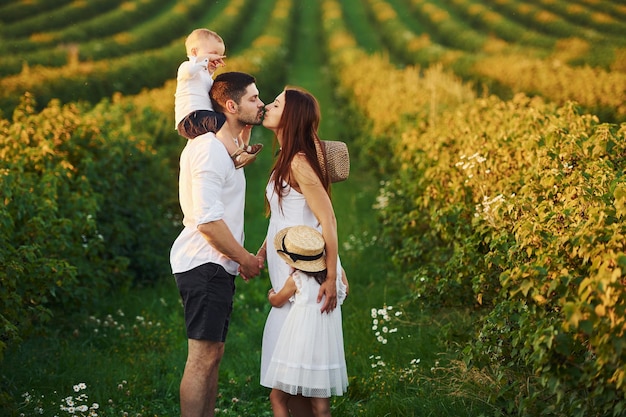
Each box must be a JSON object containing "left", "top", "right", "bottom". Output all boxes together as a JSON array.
[
  {"left": 256, "top": 245, "right": 267, "bottom": 270},
  {"left": 318, "top": 270, "right": 338, "bottom": 313}
]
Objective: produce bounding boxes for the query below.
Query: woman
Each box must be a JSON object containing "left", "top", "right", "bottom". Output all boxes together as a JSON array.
[{"left": 257, "top": 87, "right": 343, "bottom": 416}]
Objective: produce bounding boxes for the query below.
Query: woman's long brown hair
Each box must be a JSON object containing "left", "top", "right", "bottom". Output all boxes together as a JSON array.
[{"left": 270, "top": 87, "right": 331, "bottom": 208}]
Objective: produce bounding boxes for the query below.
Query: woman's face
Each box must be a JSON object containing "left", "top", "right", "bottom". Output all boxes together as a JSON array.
[{"left": 263, "top": 91, "right": 286, "bottom": 138}]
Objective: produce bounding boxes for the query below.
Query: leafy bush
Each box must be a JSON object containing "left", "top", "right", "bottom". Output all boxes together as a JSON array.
[
  {"left": 0, "top": 93, "right": 180, "bottom": 360},
  {"left": 376, "top": 93, "right": 626, "bottom": 415}
]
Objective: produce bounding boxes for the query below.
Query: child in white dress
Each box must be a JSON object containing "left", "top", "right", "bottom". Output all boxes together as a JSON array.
[{"left": 263, "top": 225, "right": 349, "bottom": 417}]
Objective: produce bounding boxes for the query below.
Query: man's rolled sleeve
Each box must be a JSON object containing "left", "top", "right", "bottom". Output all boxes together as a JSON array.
[{"left": 191, "top": 144, "right": 227, "bottom": 226}]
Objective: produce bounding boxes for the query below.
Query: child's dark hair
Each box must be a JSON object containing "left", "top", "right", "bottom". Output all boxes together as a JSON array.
[{"left": 307, "top": 269, "right": 327, "bottom": 286}]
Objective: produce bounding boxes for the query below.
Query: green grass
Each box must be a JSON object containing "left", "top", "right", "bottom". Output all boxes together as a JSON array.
[
  {"left": 1, "top": 280, "right": 497, "bottom": 416},
  {"left": 2, "top": 279, "right": 184, "bottom": 416}
]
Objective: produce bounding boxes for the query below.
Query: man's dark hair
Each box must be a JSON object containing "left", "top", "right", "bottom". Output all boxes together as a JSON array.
[{"left": 210, "top": 72, "right": 256, "bottom": 113}]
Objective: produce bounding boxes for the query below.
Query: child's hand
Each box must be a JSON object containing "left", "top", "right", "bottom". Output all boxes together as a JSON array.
[
  {"left": 207, "top": 53, "right": 226, "bottom": 67},
  {"left": 267, "top": 288, "right": 276, "bottom": 302},
  {"left": 195, "top": 54, "right": 226, "bottom": 73}
]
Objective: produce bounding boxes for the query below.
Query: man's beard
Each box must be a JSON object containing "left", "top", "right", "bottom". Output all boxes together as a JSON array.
[{"left": 238, "top": 111, "right": 263, "bottom": 126}]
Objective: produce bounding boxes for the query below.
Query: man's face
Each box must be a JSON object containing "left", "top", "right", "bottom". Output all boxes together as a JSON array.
[{"left": 236, "top": 84, "right": 265, "bottom": 126}]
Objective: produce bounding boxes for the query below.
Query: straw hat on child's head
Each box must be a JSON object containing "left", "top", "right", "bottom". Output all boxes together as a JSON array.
[{"left": 274, "top": 225, "right": 326, "bottom": 272}]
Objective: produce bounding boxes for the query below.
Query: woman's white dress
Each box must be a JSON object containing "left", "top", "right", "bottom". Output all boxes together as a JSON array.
[
  {"left": 262, "top": 270, "right": 348, "bottom": 397},
  {"left": 260, "top": 179, "right": 348, "bottom": 396}
]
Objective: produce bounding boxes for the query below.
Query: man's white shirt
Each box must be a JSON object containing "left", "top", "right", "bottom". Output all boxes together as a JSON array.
[{"left": 170, "top": 133, "right": 245, "bottom": 276}]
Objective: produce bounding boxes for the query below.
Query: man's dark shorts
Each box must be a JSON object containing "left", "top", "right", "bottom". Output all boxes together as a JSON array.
[
  {"left": 177, "top": 110, "right": 226, "bottom": 139},
  {"left": 175, "top": 262, "right": 236, "bottom": 342}
]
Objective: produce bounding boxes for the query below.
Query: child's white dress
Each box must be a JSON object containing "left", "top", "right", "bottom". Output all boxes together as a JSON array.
[{"left": 262, "top": 268, "right": 348, "bottom": 398}]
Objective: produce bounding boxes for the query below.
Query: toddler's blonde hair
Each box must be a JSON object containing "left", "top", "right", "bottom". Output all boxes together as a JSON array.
[{"left": 185, "top": 28, "right": 223, "bottom": 55}]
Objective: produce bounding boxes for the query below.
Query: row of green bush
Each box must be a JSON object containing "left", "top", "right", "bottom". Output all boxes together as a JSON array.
[
  {"left": 214, "top": 0, "right": 294, "bottom": 97},
  {"left": 0, "top": 0, "right": 172, "bottom": 61},
  {"left": 435, "top": 0, "right": 555, "bottom": 48},
  {"left": 381, "top": 94, "right": 626, "bottom": 417},
  {"left": 362, "top": 0, "right": 451, "bottom": 65},
  {"left": 525, "top": 0, "right": 626, "bottom": 34},
  {"left": 0, "top": 0, "right": 70, "bottom": 24},
  {"left": 0, "top": 0, "right": 123, "bottom": 39},
  {"left": 0, "top": 93, "right": 181, "bottom": 362},
  {"left": 398, "top": 0, "right": 489, "bottom": 52},
  {"left": 0, "top": 0, "right": 254, "bottom": 117},
  {"left": 581, "top": 0, "right": 626, "bottom": 19},
  {"left": 487, "top": 0, "right": 621, "bottom": 39},
  {"left": 359, "top": 0, "right": 626, "bottom": 124},
  {"left": 322, "top": 0, "right": 626, "bottom": 415}
]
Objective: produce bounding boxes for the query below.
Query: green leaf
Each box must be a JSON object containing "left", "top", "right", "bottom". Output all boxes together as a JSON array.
[{"left": 520, "top": 279, "right": 534, "bottom": 297}]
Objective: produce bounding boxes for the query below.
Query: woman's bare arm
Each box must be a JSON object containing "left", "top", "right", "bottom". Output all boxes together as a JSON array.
[{"left": 291, "top": 154, "right": 338, "bottom": 313}]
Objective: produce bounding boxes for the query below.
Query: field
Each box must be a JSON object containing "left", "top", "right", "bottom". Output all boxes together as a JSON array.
[{"left": 1, "top": 0, "right": 625, "bottom": 416}]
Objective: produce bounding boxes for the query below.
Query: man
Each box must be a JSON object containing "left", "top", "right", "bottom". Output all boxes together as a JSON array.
[{"left": 170, "top": 72, "right": 265, "bottom": 417}]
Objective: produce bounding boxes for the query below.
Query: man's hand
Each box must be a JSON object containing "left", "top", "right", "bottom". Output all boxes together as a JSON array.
[{"left": 239, "top": 252, "right": 261, "bottom": 281}]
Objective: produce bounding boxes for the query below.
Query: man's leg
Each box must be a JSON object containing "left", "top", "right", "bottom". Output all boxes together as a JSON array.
[{"left": 180, "top": 339, "right": 225, "bottom": 417}]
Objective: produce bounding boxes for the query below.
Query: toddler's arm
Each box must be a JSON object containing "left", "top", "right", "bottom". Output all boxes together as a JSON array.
[
  {"left": 206, "top": 53, "right": 226, "bottom": 67},
  {"left": 178, "top": 54, "right": 225, "bottom": 79},
  {"left": 196, "top": 53, "right": 226, "bottom": 76},
  {"left": 268, "top": 274, "right": 296, "bottom": 307}
]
